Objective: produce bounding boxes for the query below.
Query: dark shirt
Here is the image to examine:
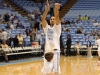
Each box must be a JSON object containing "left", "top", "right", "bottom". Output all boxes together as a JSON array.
[
  {"left": 13, "top": 37, "right": 18, "bottom": 47},
  {"left": 25, "top": 29, "right": 31, "bottom": 36},
  {"left": 34, "top": 22, "right": 40, "bottom": 30},
  {"left": 16, "top": 24, "right": 25, "bottom": 29},
  {"left": 8, "top": 38, "right": 14, "bottom": 46},
  {"left": 4, "top": 14, "right": 10, "bottom": 22},
  {"left": 77, "top": 30, "right": 82, "bottom": 34},
  {"left": 66, "top": 38, "right": 72, "bottom": 47}
]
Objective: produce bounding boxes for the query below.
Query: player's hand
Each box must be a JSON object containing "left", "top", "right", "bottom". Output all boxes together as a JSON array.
[
  {"left": 54, "top": 3, "right": 61, "bottom": 9},
  {"left": 46, "top": 0, "right": 50, "bottom": 10}
]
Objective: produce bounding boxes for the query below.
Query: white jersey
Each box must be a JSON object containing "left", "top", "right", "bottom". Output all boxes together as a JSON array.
[
  {"left": 42, "top": 61, "right": 54, "bottom": 74},
  {"left": 95, "top": 39, "right": 100, "bottom": 50},
  {"left": 43, "top": 24, "right": 61, "bottom": 51}
]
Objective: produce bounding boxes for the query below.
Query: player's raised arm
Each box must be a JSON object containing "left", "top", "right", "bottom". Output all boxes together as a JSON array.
[
  {"left": 54, "top": 3, "right": 61, "bottom": 25},
  {"left": 42, "top": 0, "right": 49, "bottom": 28}
]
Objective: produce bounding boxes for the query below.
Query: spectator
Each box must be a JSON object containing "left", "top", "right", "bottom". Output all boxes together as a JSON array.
[
  {"left": 10, "top": 22, "right": 15, "bottom": 29},
  {"left": 2, "top": 29, "right": 8, "bottom": 41},
  {"left": 33, "top": 10, "right": 36, "bottom": 14},
  {"left": 22, "top": 32, "right": 27, "bottom": 47},
  {"left": 0, "top": 43, "right": 9, "bottom": 62},
  {"left": 14, "top": 14, "right": 18, "bottom": 19},
  {"left": 31, "top": 12, "right": 35, "bottom": 20},
  {"left": 78, "top": 15, "right": 82, "bottom": 21},
  {"left": 6, "top": 27, "right": 11, "bottom": 36},
  {"left": 35, "top": 31, "right": 42, "bottom": 45},
  {"left": 13, "top": 35, "right": 18, "bottom": 47},
  {"left": 95, "top": 34, "right": 99, "bottom": 40},
  {"left": 93, "top": 20, "right": 99, "bottom": 26},
  {"left": 61, "top": 18, "right": 66, "bottom": 25},
  {"left": 66, "top": 20, "right": 70, "bottom": 25},
  {"left": 89, "top": 33, "right": 94, "bottom": 40},
  {"left": 16, "top": 22, "right": 25, "bottom": 29},
  {"left": 13, "top": 17, "right": 18, "bottom": 24},
  {"left": 74, "top": 41, "right": 81, "bottom": 56},
  {"left": 66, "top": 35, "right": 72, "bottom": 56},
  {"left": 75, "top": 20, "right": 81, "bottom": 27},
  {"left": 34, "top": 20, "right": 40, "bottom": 30},
  {"left": 87, "top": 37, "right": 93, "bottom": 58},
  {"left": 35, "top": 10, "right": 41, "bottom": 19},
  {"left": 76, "top": 28, "right": 82, "bottom": 34},
  {"left": 81, "top": 27, "right": 85, "bottom": 34},
  {"left": 92, "top": 29, "right": 97, "bottom": 36},
  {"left": 2, "top": 14, "right": 5, "bottom": 22},
  {"left": 83, "top": 15, "right": 88, "bottom": 21},
  {"left": 83, "top": 33, "right": 88, "bottom": 41},
  {"left": 0, "top": 29, "right": 2, "bottom": 43},
  {"left": 66, "top": 28, "right": 71, "bottom": 35},
  {"left": 4, "top": 12, "right": 10, "bottom": 24},
  {"left": 6, "top": 22, "right": 10, "bottom": 29},
  {"left": 17, "top": 33, "right": 23, "bottom": 47},
  {"left": 70, "top": 20, "right": 75, "bottom": 26},
  {"left": 37, "top": 10, "right": 41, "bottom": 16},
  {"left": 63, "top": 25, "right": 67, "bottom": 32},
  {"left": 0, "top": 14, "right": 3, "bottom": 24},
  {"left": 29, "top": 28, "right": 36, "bottom": 42},
  {"left": 1, "top": 41, "right": 9, "bottom": 48},
  {"left": 6, "top": 3, "right": 11, "bottom": 8},
  {"left": 10, "top": 13, "right": 14, "bottom": 20},
  {"left": 7, "top": 35, "right": 14, "bottom": 47},
  {"left": 97, "top": 30, "right": 100, "bottom": 36},
  {"left": 27, "top": 12, "right": 32, "bottom": 20},
  {"left": 25, "top": 27, "right": 31, "bottom": 36}
]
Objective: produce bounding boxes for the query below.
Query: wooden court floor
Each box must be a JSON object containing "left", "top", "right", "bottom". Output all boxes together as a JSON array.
[{"left": 0, "top": 55, "right": 100, "bottom": 75}]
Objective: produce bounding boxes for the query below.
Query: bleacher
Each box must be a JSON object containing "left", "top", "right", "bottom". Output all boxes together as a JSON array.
[
  {"left": 0, "top": 0, "right": 45, "bottom": 62},
  {"left": 0, "top": 46, "right": 43, "bottom": 61},
  {"left": 62, "top": 0, "right": 100, "bottom": 54},
  {"left": 10, "top": 0, "right": 68, "bottom": 13}
]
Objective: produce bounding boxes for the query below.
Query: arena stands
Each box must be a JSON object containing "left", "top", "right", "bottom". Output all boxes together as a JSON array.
[
  {"left": 62, "top": 0, "right": 100, "bottom": 54},
  {"left": 0, "top": 0, "right": 100, "bottom": 62},
  {"left": 10, "top": 0, "right": 68, "bottom": 13},
  {"left": 0, "top": 0, "right": 45, "bottom": 62}
]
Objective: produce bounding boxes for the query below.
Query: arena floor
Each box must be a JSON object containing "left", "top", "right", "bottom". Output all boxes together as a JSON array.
[{"left": 0, "top": 56, "right": 100, "bottom": 75}]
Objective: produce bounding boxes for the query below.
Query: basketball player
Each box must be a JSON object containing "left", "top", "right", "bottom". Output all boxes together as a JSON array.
[
  {"left": 41, "top": 0, "right": 61, "bottom": 74},
  {"left": 95, "top": 36, "right": 100, "bottom": 66}
]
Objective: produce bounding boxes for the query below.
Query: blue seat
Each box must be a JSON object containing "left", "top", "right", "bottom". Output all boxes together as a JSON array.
[
  {"left": 74, "top": 39, "right": 79, "bottom": 42},
  {"left": 83, "top": 42, "right": 87, "bottom": 45},
  {"left": 72, "top": 42, "right": 76, "bottom": 45}
]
